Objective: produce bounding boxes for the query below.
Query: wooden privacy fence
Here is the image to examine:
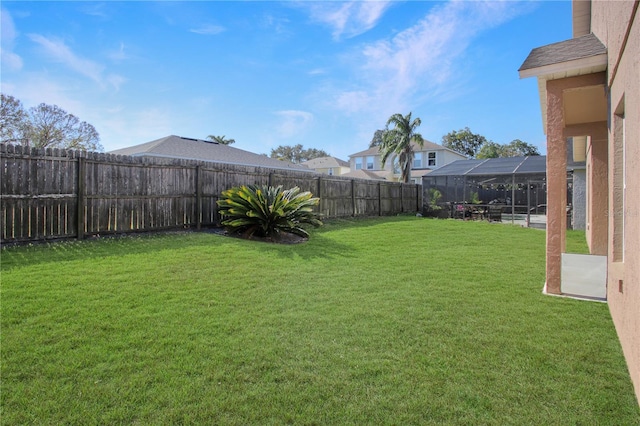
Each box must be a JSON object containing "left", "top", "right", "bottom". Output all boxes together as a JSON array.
[{"left": 1, "top": 143, "right": 422, "bottom": 244}]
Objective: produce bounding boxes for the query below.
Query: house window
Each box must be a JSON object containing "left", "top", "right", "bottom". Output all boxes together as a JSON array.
[
  {"left": 413, "top": 155, "right": 422, "bottom": 169},
  {"left": 613, "top": 99, "right": 625, "bottom": 262},
  {"left": 366, "top": 156, "right": 374, "bottom": 170},
  {"left": 428, "top": 152, "right": 436, "bottom": 167},
  {"left": 328, "top": 168, "right": 334, "bottom": 176},
  {"left": 355, "top": 157, "right": 362, "bottom": 170}
]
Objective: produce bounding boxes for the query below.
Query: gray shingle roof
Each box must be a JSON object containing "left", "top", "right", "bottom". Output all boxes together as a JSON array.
[
  {"left": 301, "top": 156, "right": 349, "bottom": 169},
  {"left": 519, "top": 33, "right": 606, "bottom": 72},
  {"left": 109, "top": 135, "right": 311, "bottom": 171},
  {"left": 340, "top": 169, "right": 386, "bottom": 180}
]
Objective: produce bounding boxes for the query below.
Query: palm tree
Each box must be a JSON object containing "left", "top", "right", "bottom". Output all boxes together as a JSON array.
[
  {"left": 206, "top": 135, "right": 235, "bottom": 145},
  {"left": 380, "top": 112, "right": 424, "bottom": 183}
]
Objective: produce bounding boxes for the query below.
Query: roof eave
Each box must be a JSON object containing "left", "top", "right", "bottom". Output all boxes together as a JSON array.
[
  {"left": 518, "top": 53, "right": 607, "bottom": 79},
  {"left": 519, "top": 54, "right": 607, "bottom": 135}
]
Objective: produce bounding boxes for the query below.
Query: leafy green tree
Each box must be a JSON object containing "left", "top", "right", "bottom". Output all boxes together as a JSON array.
[
  {"left": 380, "top": 112, "right": 424, "bottom": 183},
  {"left": 477, "top": 139, "right": 540, "bottom": 158},
  {"left": 502, "top": 139, "right": 540, "bottom": 157},
  {"left": 269, "top": 144, "right": 329, "bottom": 163},
  {"left": 369, "top": 129, "right": 386, "bottom": 148},
  {"left": 476, "top": 141, "right": 503, "bottom": 159},
  {"left": 441, "top": 127, "right": 487, "bottom": 158},
  {"left": 207, "top": 135, "right": 235, "bottom": 145},
  {"left": 217, "top": 185, "right": 322, "bottom": 239}
]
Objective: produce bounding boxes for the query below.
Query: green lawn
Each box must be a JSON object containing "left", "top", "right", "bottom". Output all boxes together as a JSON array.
[{"left": 2, "top": 217, "right": 639, "bottom": 425}]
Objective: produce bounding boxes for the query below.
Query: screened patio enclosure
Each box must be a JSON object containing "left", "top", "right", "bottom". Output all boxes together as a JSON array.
[{"left": 422, "top": 156, "right": 563, "bottom": 226}]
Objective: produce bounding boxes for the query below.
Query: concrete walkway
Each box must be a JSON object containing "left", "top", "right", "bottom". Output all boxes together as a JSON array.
[{"left": 500, "top": 213, "right": 547, "bottom": 229}]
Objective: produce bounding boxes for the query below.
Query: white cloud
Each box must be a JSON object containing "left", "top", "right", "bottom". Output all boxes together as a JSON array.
[
  {"left": 1, "top": 8, "right": 23, "bottom": 71},
  {"left": 106, "top": 74, "right": 127, "bottom": 91},
  {"left": 262, "top": 13, "right": 291, "bottom": 36},
  {"left": 331, "top": 1, "right": 525, "bottom": 118},
  {"left": 308, "top": 68, "right": 327, "bottom": 76},
  {"left": 273, "top": 110, "right": 314, "bottom": 139},
  {"left": 7, "top": 72, "right": 84, "bottom": 113},
  {"left": 107, "top": 42, "right": 129, "bottom": 62},
  {"left": 1, "top": 49, "right": 23, "bottom": 72},
  {"left": 189, "top": 24, "right": 226, "bottom": 35},
  {"left": 27, "top": 33, "right": 125, "bottom": 91},
  {"left": 301, "top": 1, "right": 392, "bottom": 40},
  {"left": 79, "top": 3, "right": 110, "bottom": 19}
]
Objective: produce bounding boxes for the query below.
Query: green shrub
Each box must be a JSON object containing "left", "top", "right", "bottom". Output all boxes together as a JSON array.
[
  {"left": 470, "top": 191, "right": 481, "bottom": 204},
  {"left": 428, "top": 188, "right": 442, "bottom": 208},
  {"left": 217, "top": 185, "right": 322, "bottom": 239}
]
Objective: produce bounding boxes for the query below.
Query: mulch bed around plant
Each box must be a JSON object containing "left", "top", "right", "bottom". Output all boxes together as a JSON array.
[{"left": 202, "top": 227, "right": 308, "bottom": 244}]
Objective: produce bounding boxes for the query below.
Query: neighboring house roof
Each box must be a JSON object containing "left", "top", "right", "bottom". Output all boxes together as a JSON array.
[
  {"left": 109, "top": 135, "right": 311, "bottom": 172},
  {"left": 427, "top": 156, "right": 547, "bottom": 177},
  {"left": 341, "top": 169, "right": 386, "bottom": 180},
  {"left": 348, "top": 141, "right": 465, "bottom": 159},
  {"left": 301, "top": 156, "right": 349, "bottom": 169},
  {"left": 409, "top": 169, "right": 433, "bottom": 178}
]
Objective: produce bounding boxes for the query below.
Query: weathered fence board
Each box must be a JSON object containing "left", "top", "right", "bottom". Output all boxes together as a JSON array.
[{"left": 1, "top": 143, "right": 422, "bottom": 244}]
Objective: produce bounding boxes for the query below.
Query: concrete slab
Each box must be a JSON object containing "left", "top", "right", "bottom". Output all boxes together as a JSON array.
[{"left": 561, "top": 253, "right": 607, "bottom": 300}]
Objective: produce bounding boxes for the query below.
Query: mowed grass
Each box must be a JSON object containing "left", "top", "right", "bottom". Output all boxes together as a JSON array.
[{"left": 2, "top": 217, "right": 639, "bottom": 425}]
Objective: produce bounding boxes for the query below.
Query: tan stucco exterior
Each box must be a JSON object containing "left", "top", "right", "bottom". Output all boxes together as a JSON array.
[
  {"left": 521, "top": 0, "right": 639, "bottom": 404},
  {"left": 348, "top": 141, "right": 467, "bottom": 183},
  {"left": 594, "top": 0, "right": 640, "bottom": 405}
]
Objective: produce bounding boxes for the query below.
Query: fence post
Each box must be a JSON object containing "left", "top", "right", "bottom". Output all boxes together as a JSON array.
[
  {"left": 76, "top": 156, "right": 85, "bottom": 240},
  {"left": 314, "top": 176, "right": 319, "bottom": 214},
  {"left": 195, "top": 165, "right": 202, "bottom": 230},
  {"left": 268, "top": 172, "right": 273, "bottom": 187},
  {"left": 400, "top": 183, "right": 404, "bottom": 213},
  {"left": 378, "top": 182, "right": 382, "bottom": 216},
  {"left": 416, "top": 185, "right": 419, "bottom": 212},
  {"left": 351, "top": 179, "right": 356, "bottom": 217}
]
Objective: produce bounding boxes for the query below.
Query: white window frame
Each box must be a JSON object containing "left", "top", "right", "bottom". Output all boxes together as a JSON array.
[
  {"left": 428, "top": 152, "right": 436, "bottom": 167},
  {"left": 413, "top": 154, "right": 422, "bottom": 169},
  {"left": 355, "top": 157, "right": 362, "bottom": 170},
  {"left": 366, "top": 156, "right": 375, "bottom": 170}
]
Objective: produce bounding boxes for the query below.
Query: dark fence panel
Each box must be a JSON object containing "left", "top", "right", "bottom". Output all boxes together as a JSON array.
[
  {"left": 1, "top": 143, "right": 422, "bottom": 244},
  {"left": 1, "top": 144, "right": 79, "bottom": 241}
]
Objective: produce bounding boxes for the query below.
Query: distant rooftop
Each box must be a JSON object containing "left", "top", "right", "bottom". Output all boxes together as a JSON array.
[
  {"left": 301, "top": 156, "right": 349, "bottom": 169},
  {"left": 110, "top": 135, "right": 311, "bottom": 172}
]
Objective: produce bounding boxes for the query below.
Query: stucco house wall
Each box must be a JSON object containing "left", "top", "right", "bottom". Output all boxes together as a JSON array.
[
  {"left": 520, "top": 0, "right": 639, "bottom": 403},
  {"left": 590, "top": 0, "right": 640, "bottom": 403},
  {"left": 440, "top": 150, "right": 468, "bottom": 167},
  {"left": 348, "top": 142, "right": 466, "bottom": 183}
]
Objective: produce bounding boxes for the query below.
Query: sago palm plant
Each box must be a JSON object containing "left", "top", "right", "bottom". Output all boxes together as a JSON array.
[{"left": 217, "top": 185, "right": 322, "bottom": 239}]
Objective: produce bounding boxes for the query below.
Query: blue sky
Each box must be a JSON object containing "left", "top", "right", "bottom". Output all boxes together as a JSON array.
[{"left": 1, "top": 1, "right": 572, "bottom": 160}]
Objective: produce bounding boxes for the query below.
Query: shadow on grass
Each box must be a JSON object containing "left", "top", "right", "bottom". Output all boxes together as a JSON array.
[
  {"left": 0, "top": 231, "right": 231, "bottom": 271},
  {"left": 256, "top": 233, "right": 356, "bottom": 261},
  {"left": 0, "top": 224, "right": 359, "bottom": 271}
]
